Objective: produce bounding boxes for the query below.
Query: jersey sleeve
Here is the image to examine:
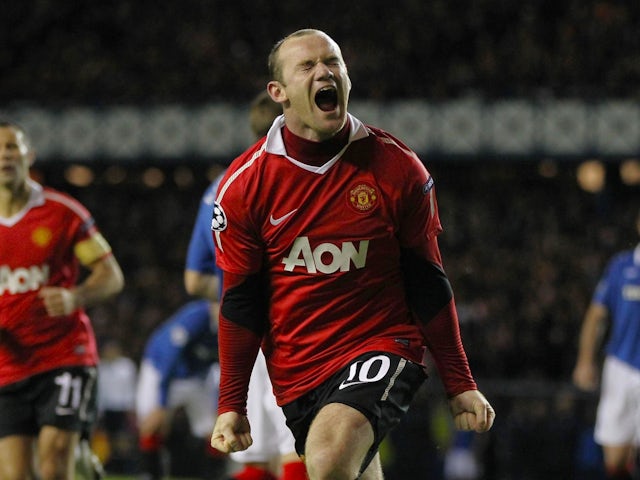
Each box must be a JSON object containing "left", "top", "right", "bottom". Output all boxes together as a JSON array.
[
  {"left": 48, "top": 188, "right": 112, "bottom": 266},
  {"left": 393, "top": 149, "right": 476, "bottom": 396},
  {"left": 213, "top": 164, "right": 264, "bottom": 276},
  {"left": 74, "top": 232, "right": 113, "bottom": 266},
  {"left": 396, "top": 154, "right": 443, "bottom": 263}
]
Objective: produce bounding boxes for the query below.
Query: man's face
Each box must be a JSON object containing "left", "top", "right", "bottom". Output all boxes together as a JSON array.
[
  {"left": 270, "top": 32, "right": 351, "bottom": 142},
  {"left": 0, "top": 127, "right": 32, "bottom": 189}
]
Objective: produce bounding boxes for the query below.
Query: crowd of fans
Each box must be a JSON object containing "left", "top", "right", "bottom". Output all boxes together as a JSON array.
[{"left": 4, "top": 0, "right": 639, "bottom": 105}]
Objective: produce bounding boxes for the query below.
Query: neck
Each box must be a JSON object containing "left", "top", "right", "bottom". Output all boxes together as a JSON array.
[
  {"left": 0, "top": 181, "right": 30, "bottom": 218},
  {"left": 282, "top": 119, "right": 351, "bottom": 167}
]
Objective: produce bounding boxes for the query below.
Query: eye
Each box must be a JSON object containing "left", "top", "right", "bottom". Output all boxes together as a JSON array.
[{"left": 299, "top": 61, "right": 315, "bottom": 72}]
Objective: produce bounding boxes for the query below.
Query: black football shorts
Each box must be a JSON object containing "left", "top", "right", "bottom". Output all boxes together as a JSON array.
[
  {"left": 282, "top": 351, "right": 427, "bottom": 476},
  {"left": 0, "top": 366, "right": 97, "bottom": 438}
]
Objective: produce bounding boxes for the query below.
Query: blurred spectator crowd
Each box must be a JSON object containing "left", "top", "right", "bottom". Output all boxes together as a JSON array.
[{"left": 3, "top": 0, "right": 639, "bottom": 106}]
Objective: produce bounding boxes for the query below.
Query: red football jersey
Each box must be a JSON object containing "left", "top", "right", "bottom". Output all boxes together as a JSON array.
[
  {"left": 0, "top": 180, "right": 102, "bottom": 387},
  {"left": 214, "top": 115, "right": 445, "bottom": 405}
]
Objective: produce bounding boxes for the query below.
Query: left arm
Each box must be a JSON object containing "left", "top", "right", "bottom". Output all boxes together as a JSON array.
[
  {"left": 401, "top": 245, "right": 476, "bottom": 396},
  {"left": 397, "top": 153, "right": 494, "bottom": 432},
  {"left": 402, "top": 243, "right": 495, "bottom": 433},
  {"left": 39, "top": 232, "right": 124, "bottom": 316}
]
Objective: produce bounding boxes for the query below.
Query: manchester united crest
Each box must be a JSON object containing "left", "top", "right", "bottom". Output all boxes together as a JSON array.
[
  {"left": 348, "top": 183, "right": 378, "bottom": 213},
  {"left": 32, "top": 227, "right": 52, "bottom": 247}
]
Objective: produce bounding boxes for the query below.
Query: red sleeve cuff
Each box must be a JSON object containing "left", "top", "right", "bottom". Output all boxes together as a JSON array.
[
  {"left": 217, "top": 315, "right": 262, "bottom": 415},
  {"left": 420, "top": 299, "right": 477, "bottom": 397}
]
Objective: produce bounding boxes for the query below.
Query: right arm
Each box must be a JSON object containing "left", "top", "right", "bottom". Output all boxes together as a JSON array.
[
  {"left": 210, "top": 270, "right": 266, "bottom": 453},
  {"left": 184, "top": 269, "right": 219, "bottom": 301},
  {"left": 573, "top": 302, "right": 608, "bottom": 391}
]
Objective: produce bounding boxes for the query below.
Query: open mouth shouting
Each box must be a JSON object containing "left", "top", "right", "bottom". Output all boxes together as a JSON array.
[{"left": 315, "top": 86, "right": 338, "bottom": 112}]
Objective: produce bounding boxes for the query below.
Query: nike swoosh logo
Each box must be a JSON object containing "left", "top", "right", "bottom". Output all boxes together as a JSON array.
[
  {"left": 338, "top": 380, "right": 366, "bottom": 390},
  {"left": 269, "top": 209, "right": 298, "bottom": 226}
]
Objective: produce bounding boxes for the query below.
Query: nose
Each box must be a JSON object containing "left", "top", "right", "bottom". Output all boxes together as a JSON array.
[{"left": 315, "top": 62, "right": 334, "bottom": 80}]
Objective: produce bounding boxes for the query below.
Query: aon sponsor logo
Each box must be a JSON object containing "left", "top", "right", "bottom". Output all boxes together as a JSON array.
[
  {"left": 282, "top": 237, "right": 369, "bottom": 273},
  {"left": 0, "top": 265, "right": 50, "bottom": 295}
]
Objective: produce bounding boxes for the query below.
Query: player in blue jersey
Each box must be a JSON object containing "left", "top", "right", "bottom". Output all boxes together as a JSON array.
[
  {"left": 136, "top": 299, "right": 224, "bottom": 480},
  {"left": 184, "top": 173, "right": 223, "bottom": 302},
  {"left": 185, "top": 91, "right": 307, "bottom": 480},
  {"left": 573, "top": 209, "right": 640, "bottom": 480}
]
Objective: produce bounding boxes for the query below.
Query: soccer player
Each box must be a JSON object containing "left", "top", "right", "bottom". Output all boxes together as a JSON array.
[
  {"left": 573, "top": 209, "right": 640, "bottom": 480},
  {"left": 96, "top": 338, "right": 137, "bottom": 474},
  {"left": 0, "top": 120, "right": 125, "bottom": 480},
  {"left": 185, "top": 91, "right": 307, "bottom": 480},
  {"left": 210, "top": 29, "right": 495, "bottom": 480},
  {"left": 136, "top": 299, "right": 225, "bottom": 480}
]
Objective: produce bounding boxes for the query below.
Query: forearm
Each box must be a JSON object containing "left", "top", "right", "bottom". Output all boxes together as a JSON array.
[
  {"left": 74, "top": 255, "right": 124, "bottom": 308},
  {"left": 217, "top": 317, "right": 261, "bottom": 415},
  {"left": 217, "top": 271, "right": 267, "bottom": 414},
  {"left": 576, "top": 304, "right": 607, "bottom": 364},
  {"left": 421, "top": 299, "right": 477, "bottom": 397},
  {"left": 184, "top": 269, "right": 220, "bottom": 301},
  {"left": 400, "top": 247, "right": 476, "bottom": 395}
]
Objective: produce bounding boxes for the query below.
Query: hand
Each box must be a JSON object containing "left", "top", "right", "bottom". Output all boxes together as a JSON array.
[
  {"left": 210, "top": 411, "right": 252, "bottom": 453},
  {"left": 449, "top": 390, "right": 495, "bottom": 433},
  {"left": 38, "top": 287, "right": 77, "bottom": 316},
  {"left": 572, "top": 361, "right": 599, "bottom": 391}
]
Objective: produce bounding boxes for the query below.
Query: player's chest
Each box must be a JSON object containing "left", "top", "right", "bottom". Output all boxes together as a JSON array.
[
  {"left": 257, "top": 165, "right": 396, "bottom": 257},
  {"left": 0, "top": 210, "right": 73, "bottom": 265}
]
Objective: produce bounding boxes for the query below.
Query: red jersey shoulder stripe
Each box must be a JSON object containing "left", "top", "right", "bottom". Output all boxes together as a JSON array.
[
  {"left": 216, "top": 142, "right": 266, "bottom": 204},
  {"left": 43, "top": 189, "right": 92, "bottom": 222}
]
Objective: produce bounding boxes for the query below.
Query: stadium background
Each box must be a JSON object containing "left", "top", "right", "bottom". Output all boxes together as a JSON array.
[{"left": 3, "top": 1, "right": 639, "bottom": 478}]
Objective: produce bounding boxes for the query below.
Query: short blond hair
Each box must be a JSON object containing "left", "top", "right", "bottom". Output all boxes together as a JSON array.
[{"left": 267, "top": 29, "right": 332, "bottom": 83}]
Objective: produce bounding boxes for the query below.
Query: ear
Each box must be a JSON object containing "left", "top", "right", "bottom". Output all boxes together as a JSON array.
[{"left": 267, "top": 80, "right": 287, "bottom": 104}]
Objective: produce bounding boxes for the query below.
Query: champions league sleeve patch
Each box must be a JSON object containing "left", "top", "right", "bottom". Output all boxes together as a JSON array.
[
  {"left": 422, "top": 176, "right": 434, "bottom": 195},
  {"left": 211, "top": 202, "right": 227, "bottom": 232}
]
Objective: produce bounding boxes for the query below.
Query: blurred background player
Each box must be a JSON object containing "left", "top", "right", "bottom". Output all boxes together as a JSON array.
[
  {"left": 573, "top": 209, "right": 640, "bottom": 480},
  {"left": 185, "top": 91, "right": 307, "bottom": 480},
  {"left": 135, "top": 299, "right": 226, "bottom": 480},
  {"left": 95, "top": 338, "right": 138, "bottom": 475},
  {"left": 75, "top": 378, "right": 106, "bottom": 480},
  {"left": 0, "top": 120, "right": 125, "bottom": 480}
]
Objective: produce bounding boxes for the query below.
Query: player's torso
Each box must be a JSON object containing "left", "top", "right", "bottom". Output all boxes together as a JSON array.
[
  {"left": 0, "top": 196, "right": 96, "bottom": 385},
  {"left": 0, "top": 199, "right": 79, "bottom": 296},
  {"left": 224, "top": 143, "right": 425, "bottom": 401},
  {"left": 606, "top": 251, "right": 640, "bottom": 366}
]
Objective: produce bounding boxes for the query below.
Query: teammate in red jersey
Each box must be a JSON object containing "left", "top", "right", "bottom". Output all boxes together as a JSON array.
[
  {"left": 0, "top": 121, "right": 125, "bottom": 480},
  {"left": 210, "top": 29, "right": 495, "bottom": 480}
]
